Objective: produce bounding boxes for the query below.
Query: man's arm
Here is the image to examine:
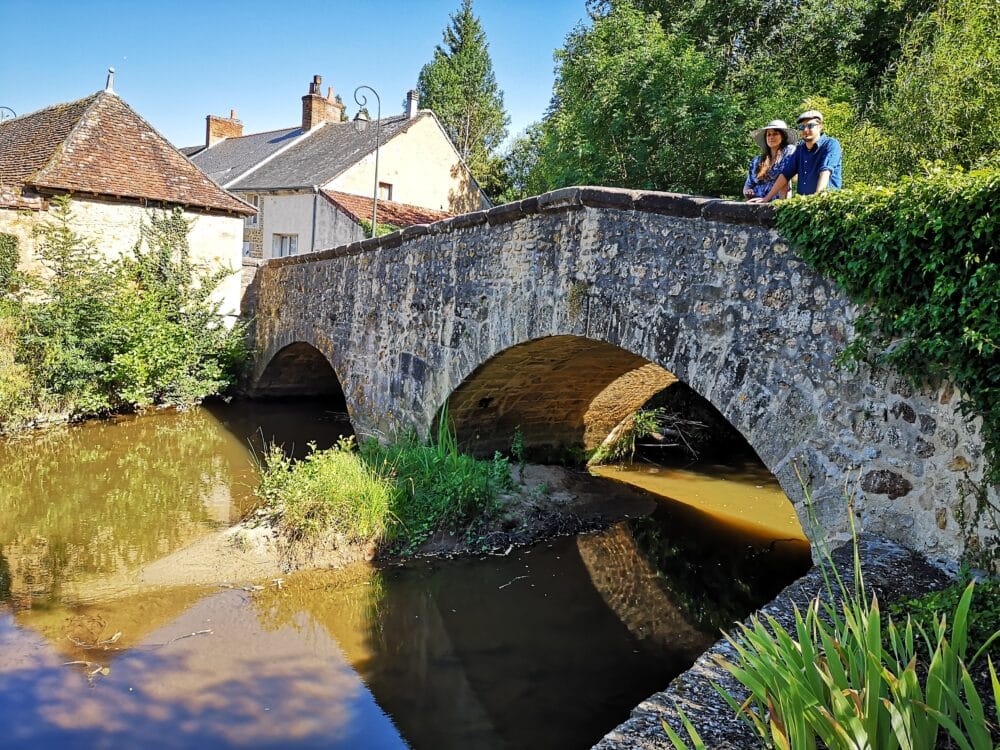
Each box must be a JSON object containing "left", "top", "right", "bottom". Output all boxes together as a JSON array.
[
  {"left": 748, "top": 174, "right": 789, "bottom": 203},
  {"left": 815, "top": 170, "right": 831, "bottom": 193}
]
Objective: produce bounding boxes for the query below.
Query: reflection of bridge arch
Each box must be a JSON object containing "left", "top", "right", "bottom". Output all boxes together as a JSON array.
[{"left": 246, "top": 186, "right": 989, "bottom": 559}]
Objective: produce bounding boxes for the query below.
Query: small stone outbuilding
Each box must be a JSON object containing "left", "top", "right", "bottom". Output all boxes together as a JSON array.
[{"left": 0, "top": 75, "right": 255, "bottom": 321}]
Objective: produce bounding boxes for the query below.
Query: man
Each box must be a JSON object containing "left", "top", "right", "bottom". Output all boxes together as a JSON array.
[{"left": 749, "top": 110, "right": 842, "bottom": 202}]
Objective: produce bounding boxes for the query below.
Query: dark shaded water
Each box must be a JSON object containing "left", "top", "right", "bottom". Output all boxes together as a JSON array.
[{"left": 0, "top": 399, "right": 811, "bottom": 749}]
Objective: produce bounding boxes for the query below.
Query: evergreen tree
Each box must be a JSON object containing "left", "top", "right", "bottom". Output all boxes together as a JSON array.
[{"left": 417, "top": 0, "right": 509, "bottom": 192}]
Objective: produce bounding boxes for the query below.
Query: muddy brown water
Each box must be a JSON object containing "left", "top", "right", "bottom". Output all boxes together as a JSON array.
[{"left": 0, "top": 399, "right": 810, "bottom": 749}]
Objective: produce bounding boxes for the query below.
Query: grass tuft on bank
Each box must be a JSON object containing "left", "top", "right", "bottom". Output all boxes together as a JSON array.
[{"left": 257, "top": 424, "right": 514, "bottom": 555}]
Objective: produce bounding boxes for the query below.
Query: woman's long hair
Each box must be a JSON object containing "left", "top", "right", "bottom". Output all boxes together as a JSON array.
[{"left": 755, "top": 130, "right": 789, "bottom": 181}]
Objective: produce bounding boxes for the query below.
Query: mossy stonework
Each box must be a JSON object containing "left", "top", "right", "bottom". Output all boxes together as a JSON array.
[{"left": 244, "top": 187, "right": 995, "bottom": 562}]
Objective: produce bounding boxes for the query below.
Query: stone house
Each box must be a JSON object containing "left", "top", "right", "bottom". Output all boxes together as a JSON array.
[
  {"left": 0, "top": 75, "right": 255, "bottom": 321},
  {"left": 185, "top": 75, "right": 487, "bottom": 259}
]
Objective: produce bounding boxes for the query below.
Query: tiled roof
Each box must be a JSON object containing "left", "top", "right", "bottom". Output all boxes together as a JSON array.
[
  {"left": 322, "top": 189, "right": 452, "bottom": 228},
  {"left": 0, "top": 91, "right": 253, "bottom": 215},
  {"left": 189, "top": 126, "right": 303, "bottom": 186},
  {"left": 228, "top": 114, "right": 422, "bottom": 190}
]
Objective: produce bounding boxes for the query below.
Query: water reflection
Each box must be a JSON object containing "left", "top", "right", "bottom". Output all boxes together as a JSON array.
[
  {"left": 0, "top": 411, "right": 256, "bottom": 609},
  {"left": 0, "top": 402, "right": 811, "bottom": 749},
  {"left": 0, "top": 589, "right": 404, "bottom": 750}
]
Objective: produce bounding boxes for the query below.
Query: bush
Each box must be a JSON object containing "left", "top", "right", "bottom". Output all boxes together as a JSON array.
[
  {"left": 892, "top": 574, "right": 1000, "bottom": 664},
  {"left": 257, "top": 414, "right": 514, "bottom": 554},
  {"left": 1, "top": 196, "right": 247, "bottom": 427},
  {"left": 257, "top": 436, "right": 396, "bottom": 544},
  {"left": 0, "top": 233, "right": 18, "bottom": 293},
  {"left": 775, "top": 166, "right": 1000, "bottom": 482}
]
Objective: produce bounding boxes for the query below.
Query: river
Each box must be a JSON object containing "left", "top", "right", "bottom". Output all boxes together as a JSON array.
[{"left": 0, "top": 399, "right": 810, "bottom": 749}]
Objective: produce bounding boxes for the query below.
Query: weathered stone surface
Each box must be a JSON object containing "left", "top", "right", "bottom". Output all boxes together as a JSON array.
[
  {"left": 862, "top": 469, "right": 914, "bottom": 499},
  {"left": 245, "top": 185, "right": 996, "bottom": 562}
]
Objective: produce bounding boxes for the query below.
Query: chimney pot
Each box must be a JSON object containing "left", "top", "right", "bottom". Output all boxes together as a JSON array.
[
  {"left": 302, "top": 74, "right": 344, "bottom": 130},
  {"left": 206, "top": 110, "right": 243, "bottom": 147},
  {"left": 406, "top": 89, "right": 420, "bottom": 119}
]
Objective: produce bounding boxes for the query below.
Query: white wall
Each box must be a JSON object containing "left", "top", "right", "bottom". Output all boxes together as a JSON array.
[
  {"left": 0, "top": 197, "right": 244, "bottom": 322},
  {"left": 329, "top": 114, "right": 489, "bottom": 214}
]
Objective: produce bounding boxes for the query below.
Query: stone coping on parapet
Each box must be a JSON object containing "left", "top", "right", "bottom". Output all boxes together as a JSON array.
[
  {"left": 592, "top": 534, "right": 955, "bottom": 750},
  {"left": 263, "top": 186, "right": 777, "bottom": 269}
]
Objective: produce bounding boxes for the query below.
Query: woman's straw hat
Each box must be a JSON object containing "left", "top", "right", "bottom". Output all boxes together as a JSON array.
[{"left": 750, "top": 119, "right": 799, "bottom": 150}]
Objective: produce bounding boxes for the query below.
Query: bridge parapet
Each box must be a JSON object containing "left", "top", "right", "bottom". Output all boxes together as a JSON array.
[{"left": 244, "top": 186, "right": 994, "bottom": 564}]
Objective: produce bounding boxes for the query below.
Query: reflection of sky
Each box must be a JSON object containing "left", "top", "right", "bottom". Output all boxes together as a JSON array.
[{"left": 0, "top": 591, "right": 405, "bottom": 749}]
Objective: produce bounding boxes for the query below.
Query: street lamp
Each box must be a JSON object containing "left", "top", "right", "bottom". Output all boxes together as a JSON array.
[
  {"left": 0, "top": 106, "right": 16, "bottom": 123},
  {"left": 353, "top": 85, "right": 381, "bottom": 239}
]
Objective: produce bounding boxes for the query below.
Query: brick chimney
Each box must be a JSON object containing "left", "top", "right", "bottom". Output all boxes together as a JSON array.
[
  {"left": 302, "top": 75, "right": 345, "bottom": 131},
  {"left": 205, "top": 109, "right": 243, "bottom": 147},
  {"left": 406, "top": 90, "right": 420, "bottom": 119}
]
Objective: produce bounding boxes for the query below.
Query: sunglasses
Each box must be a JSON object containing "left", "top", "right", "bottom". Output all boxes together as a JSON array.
[{"left": 797, "top": 122, "right": 821, "bottom": 131}]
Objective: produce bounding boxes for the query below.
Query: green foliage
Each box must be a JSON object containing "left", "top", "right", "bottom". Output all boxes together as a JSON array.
[
  {"left": 774, "top": 167, "right": 1000, "bottom": 482},
  {"left": 0, "top": 233, "right": 18, "bottom": 293},
  {"left": 257, "top": 408, "right": 514, "bottom": 554},
  {"left": 860, "top": 0, "right": 1000, "bottom": 183},
  {"left": 590, "top": 407, "right": 667, "bottom": 464},
  {"left": 534, "top": 4, "right": 742, "bottom": 196},
  {"left": 358, "top": 218, "right": 401, "bottom": 237},
  {"left": 360, "top": 408, "right": 514, "bottom": 553},
  {"left": 665, "top": 484, "right": 1000, "bottom": 749},
  {"left": 417, "top": 0, "right": 509, "bottom": 193},
  {"left": 520, "top": 0, "right": 995, "bottom": 198},
  {"left": 256, "top": 436, "right": 396, "bottom": 544},
  {"left": 0, "top": 196, "right": 246, "bottom": 429},
  {"left": 891, "top": 574, "right": 1000, "bottom": 663}
]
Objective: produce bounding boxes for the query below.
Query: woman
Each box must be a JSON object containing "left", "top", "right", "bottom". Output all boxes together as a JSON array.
[{"left": 742, "top": 119, "right": 798, "bottom": 201}]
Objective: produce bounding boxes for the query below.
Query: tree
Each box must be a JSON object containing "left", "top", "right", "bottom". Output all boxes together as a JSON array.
[
  {"left": 534, "top": 4, "right": 744, "bottom": 196},
  {"left": 417, "top": 0, "right": 509, "bottom": 192}
]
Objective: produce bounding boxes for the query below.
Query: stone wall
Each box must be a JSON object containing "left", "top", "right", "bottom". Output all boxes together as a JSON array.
[{"left": 246, "top": 187, "right": 996, "bottom": 562}]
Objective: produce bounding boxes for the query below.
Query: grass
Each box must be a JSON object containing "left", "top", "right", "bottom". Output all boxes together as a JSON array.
[
  {"left": 663, "top": 470, "right": 1000, "bottom": 750},
  {"left": 256, "top": 436, "right": 396, "bottom": 545},
  {"left": 256, "top": 409, "right": 514, "bottom": 554}
]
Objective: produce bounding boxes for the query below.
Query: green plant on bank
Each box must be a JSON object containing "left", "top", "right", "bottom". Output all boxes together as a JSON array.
[
  {"left": 590, "top": 407, "right": 667, "bottom": 464},
  {"left": 256, "top": 436, "right": 396, "bottom": 544},
  {"left": 663, "top": 474, "right": 1000, "bottom": 750},
  {"left": 0, "top": 196, "right": 246, "bottom": 429},
  {"left": 0, "top": 233, "right": 20, "bottom": 293},
  {"left": 360, "top": 405, "right": 514, "bottom": 553},
  {"left": 511, "top": 427, "right": 526, "bottom": 472},
  {"left": 891, "top": 571, "right": 1000, "bottom": 665},
  {"left": 257, "top": 407, "right": 514, "bottom": 554},
  {"left": 775, "top": 166, "right": 1000, "bottom": 486}
]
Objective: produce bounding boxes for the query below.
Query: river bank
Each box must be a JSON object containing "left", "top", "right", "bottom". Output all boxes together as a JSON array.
[{"left": 85, "top": 463, "right": 660, "bottom": 597}]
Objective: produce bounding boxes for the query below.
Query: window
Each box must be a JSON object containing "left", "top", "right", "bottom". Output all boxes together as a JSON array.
[
  {"left": 272, "top": 234, "right": 297, "bottom": 258},
  {"left": 245, "top": 194, "right": 259, "bottom": 227},
  {"left": 242, "top": 240, "right": 251, "bottom": 257},
  {"left": 378, "top": 182, "right": 393, "bottom": 201}
]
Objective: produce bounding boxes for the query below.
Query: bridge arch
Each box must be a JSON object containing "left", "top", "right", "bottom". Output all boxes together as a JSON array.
[
  {"left": 246, "top": 187, "right": 992, "bottom": 561},
  {"left": 251, "top": 340, "right": 348, "bottom": 408}
]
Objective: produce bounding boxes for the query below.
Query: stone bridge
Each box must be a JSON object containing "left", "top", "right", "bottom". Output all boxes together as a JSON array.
[{"left": 242, "top": 186, "right": 991, "bottom": 561}]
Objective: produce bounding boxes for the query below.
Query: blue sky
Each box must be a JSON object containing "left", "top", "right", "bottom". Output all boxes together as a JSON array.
[{"left": 0, "top": 0, "right": 587, "bottom": 149}]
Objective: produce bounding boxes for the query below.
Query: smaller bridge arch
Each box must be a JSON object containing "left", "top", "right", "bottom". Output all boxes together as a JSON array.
[{"left": 251, "top": 341, "right": 347, "bottom": 406}]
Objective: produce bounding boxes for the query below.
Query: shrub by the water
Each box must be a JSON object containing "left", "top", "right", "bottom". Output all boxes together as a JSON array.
[
  {"left": 257, "top": 419, "right": 514, "bottom": 553},
  {"left": 256, "top": 437, "right": 397, "bottom": 545},
  {"left": 775, "top": 167, "right": 1000, "bottom": 483},
  {"left": 0, "top": 196, "right": 246, "bottom": 429}
]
